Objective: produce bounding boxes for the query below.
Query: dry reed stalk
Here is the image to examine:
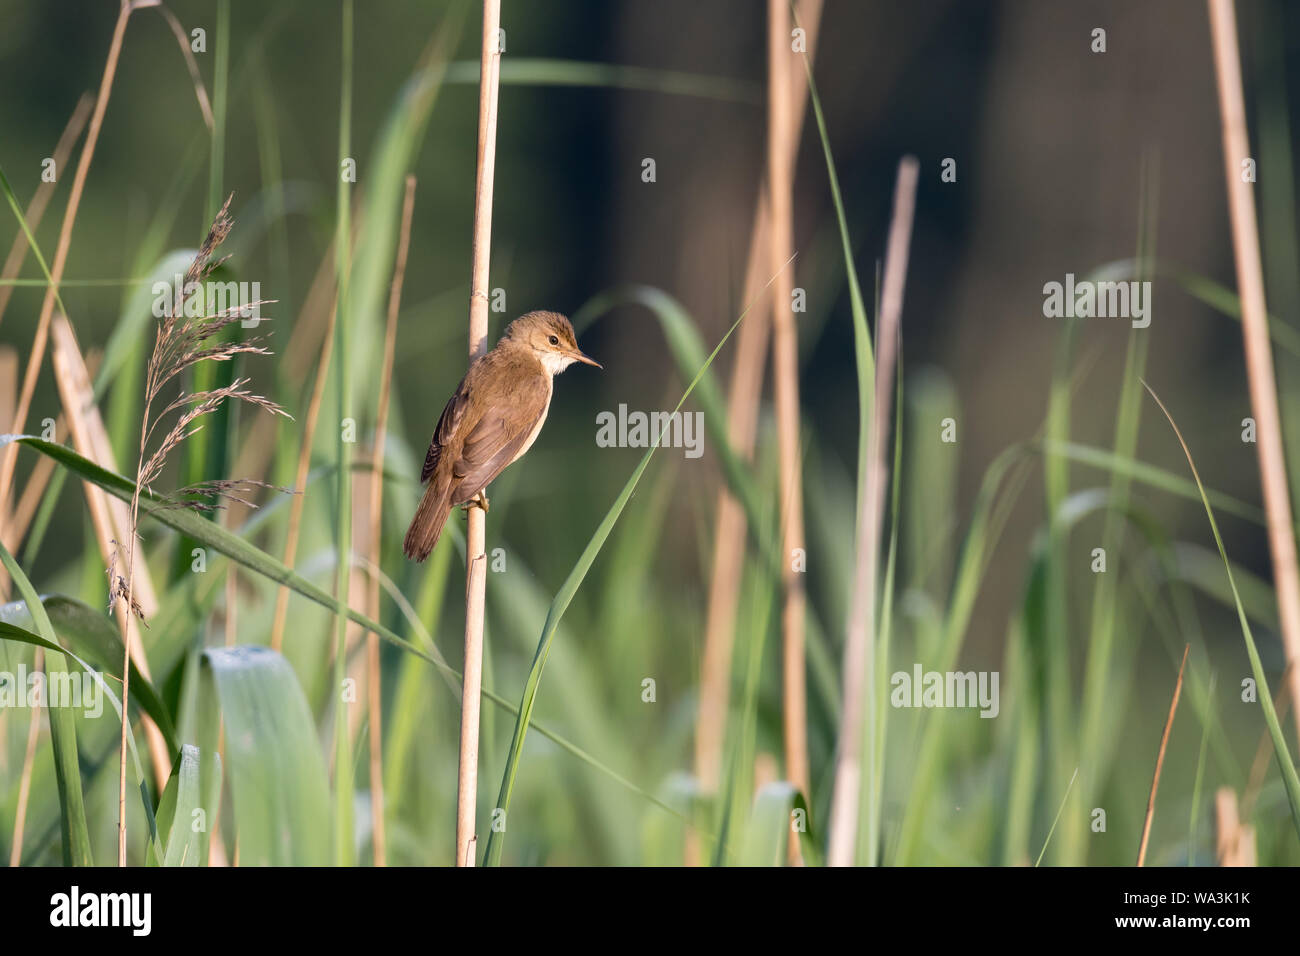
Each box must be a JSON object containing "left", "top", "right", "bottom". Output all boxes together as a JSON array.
[
  {"left": 264, "top": 212, "right": 360, "bottom": 652},
  {"left": 364, "top": 174, "right": 417, "bottom": 867},
  {"left": 456, "top": 0, "right": 502, "bottom": 867},
  {"left": 1207, "top": 0, "right": 1300, "bottom": 742},
  {"left": 827, "top": 157, "right": 918, "bottom": 867},
  {"left": 0, "top": 93, "right": 93, "bottom": 331},
  {"left": 341, "top": 543, "right": 372, "bottom": 743},
  {"left": 7, "top": 415, "right": 64, "bottom": 546},
  {"left": 224, "top": 564, "right": 237, "bottom": 646},
  {"left": 151, "top": 3, "right": 215, "bottom": 130},
  {"left": 1215, "top": 787, "right": 1256, "bottom": 866},
  {"left": 693, "top": 0, "right": 823, "bottom": 818},
  {"left": 0, "top": 348, "right": 12, "bottom": 580},
  {"left": 49, "top": 315, "right": 171, "bottom": 788},
  {"left": 228, "top": 208, "right": 357, "bottom": 491},
  {"left": 270, "top": 298, "right": 337, "bottom": 652},
  {"left": 0, "top": 0, "right": 135, "bottom": 534},
  {"left": 285, "top": 241, "right": 349, "bottom": 383},
  {"left": 766, "top": 0, "right": 808, "bottom": 858},
  {"left": 0, "top": 349, "right": 14, "bottom": 432},
  {"left": 0, "top": 94, "right": 93, "bottom": 583},
  {"left": 0, "top": 347, "right": 14, "bottom": 555},
  {"left": 8, "top": 647, "right": 43, "bottom": 866},
  {"left": 111, "top": 196, "right": 288, "bottom": 865},
  {"left": 1137, "top": 643, "right": 1189, "bottom": 867},
  {"left": 51, "top": 320, "right": 159, "bottom": 613}
]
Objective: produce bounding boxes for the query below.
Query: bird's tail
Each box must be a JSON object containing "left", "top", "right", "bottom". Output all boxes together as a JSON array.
[{"left": 403, "top": 473, "right": 453, "bottom": 562}]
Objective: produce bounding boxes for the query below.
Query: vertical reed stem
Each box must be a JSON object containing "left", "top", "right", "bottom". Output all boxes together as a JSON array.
[
  {"left": 1207, "top": 0, "right": 1300, "bottom": 742},
  {"left": 457, "top": 0, "right": 502, "bottom": 867},
  {"left": 331, "top": 0, "right": 356, "bottom": 867},
  {"left": 693, "top": 3, "right": 822, "bottom": 857},
  {"left": 366, "top": 174, "right": 418, "bottom": 867},
  {"left": 1137, "top": 644, "right": 1189, "bottom": 866},
  {"left": 8, "top": 647, "right": 43, "bottom": 866},
  {"left": 827, "top": 157, "right": 918, "bottom": 867},
  {"left": 0, "top": 0, "right": 130, "bottom": 560},
  {"left": 767, "top": 0, "right": 808, "bottom": 855}
]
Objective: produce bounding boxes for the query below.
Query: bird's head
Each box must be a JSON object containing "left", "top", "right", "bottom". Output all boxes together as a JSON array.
[{"left": 505, "top": 310, "right": 602, "bottom": 375}]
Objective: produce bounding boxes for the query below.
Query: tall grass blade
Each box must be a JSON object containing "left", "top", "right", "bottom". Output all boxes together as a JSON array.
[
  {"left": 742, "top": 782, "right": 819, "bottom": 866},
  {"left": 0, "top": 595, "right": 176, "bottom": 747},
  {"left": 1142, "top": 380, "right": 1300, "bottom": 836},
  {"left": 0, "top": 543, "right": 91, "bottom": 865},
  {"left": 0, "top": 615, "right": 161, "bottom": 864},
  {"left": 482, "top": 265, "right": 791, "bottom": 866},
  {"left": 146, "top": 743, "right": 220, "bottom": 867},
  {"left": 0, "top": 435, "right": 686, "bottom": 820},
  {"left": 203, "top": 647, "right": 331, "bottom": 865},
  {"left": 1034, "top": 767, "right": 1078, "bottom": 867},
  {"left": 331, "top": 0, "right": 357, "bottom": 868}
]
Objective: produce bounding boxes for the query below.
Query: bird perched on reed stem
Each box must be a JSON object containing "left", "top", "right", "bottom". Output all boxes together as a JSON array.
[{"left": 403, "top": 310, "right": 601, "bottom": 562}]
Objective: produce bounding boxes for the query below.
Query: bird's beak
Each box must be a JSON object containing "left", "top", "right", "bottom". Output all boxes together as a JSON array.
[{"left": 571, "top": 349, "right": 602, "bottom": 369}]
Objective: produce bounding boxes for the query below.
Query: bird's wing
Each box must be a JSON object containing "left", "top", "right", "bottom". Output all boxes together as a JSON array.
[
  {"left": 420, "top": 376, "right": 471, "bottom": 484},
  {"left": 449, "top": 371, "right": 550, "bottom": 501}
]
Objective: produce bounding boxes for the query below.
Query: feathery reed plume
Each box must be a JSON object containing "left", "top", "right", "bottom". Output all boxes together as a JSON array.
[
  {"left": 111, "top": 194, "right": 290, "bottom": 864},
  {"left": 1206, "top": 0, "right": 1300, "bottom": 742},
  {"left": 457, "top": 0, "right": 503, "bottom": 867}
]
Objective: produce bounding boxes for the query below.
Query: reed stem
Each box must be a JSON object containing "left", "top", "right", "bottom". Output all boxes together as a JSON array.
[
  {"left": 827, "top": 156, "right": 918, "bottom": 867},
  {"left": 366, "top": 174, "right": 418, "bottom": 866},
  {"left": 1206, "top": 0, "right": 1300, "bottom": 742},
  {"left": 456, "top": 0, "right": 502, "bottom": 867}
]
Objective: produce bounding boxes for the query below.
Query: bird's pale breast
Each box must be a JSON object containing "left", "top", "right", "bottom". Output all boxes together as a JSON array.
[{"left": 510, "top": 372, "right": 553, "bottom": 464}]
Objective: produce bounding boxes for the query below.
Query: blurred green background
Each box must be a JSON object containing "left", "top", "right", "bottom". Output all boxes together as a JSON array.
[{"left": 1, "top": 0, "right": 1299, "bottom": 866}]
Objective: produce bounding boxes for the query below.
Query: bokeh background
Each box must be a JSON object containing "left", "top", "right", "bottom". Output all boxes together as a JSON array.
[{"left": 1, "top": 0, "right": 1298, "bottom": 866}]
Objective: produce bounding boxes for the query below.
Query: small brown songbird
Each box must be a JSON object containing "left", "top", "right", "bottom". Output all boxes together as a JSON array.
[{"left": 403, "top": 310, "right": 601, "bottom": 562}]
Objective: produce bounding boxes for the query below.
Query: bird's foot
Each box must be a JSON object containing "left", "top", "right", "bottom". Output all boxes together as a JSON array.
[{"left": 461, "top": 491, "right": 490, "bottom": 514}]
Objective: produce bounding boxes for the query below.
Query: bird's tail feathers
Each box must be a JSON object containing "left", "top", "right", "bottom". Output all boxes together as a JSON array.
[{"left": 403, "top": 474, "right": 453, "bottom": 562}]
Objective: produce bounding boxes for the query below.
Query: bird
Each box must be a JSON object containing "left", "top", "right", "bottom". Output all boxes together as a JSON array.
[{"left": 403, "top": 310, "right": 601, "bottom": 562}]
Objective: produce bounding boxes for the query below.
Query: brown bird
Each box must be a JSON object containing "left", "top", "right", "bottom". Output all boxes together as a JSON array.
[{"left": 403, "top": 310, "right": 601, "bottom": 562}]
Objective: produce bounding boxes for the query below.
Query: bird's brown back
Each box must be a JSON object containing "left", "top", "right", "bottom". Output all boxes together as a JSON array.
[{"left": 421, "top": 341, "right": 552, "bottom": 505}]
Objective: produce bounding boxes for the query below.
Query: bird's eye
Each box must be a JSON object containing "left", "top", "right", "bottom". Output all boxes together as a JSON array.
[{"left": 548, "top": 335, "right": 559, "bottom": 345}]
